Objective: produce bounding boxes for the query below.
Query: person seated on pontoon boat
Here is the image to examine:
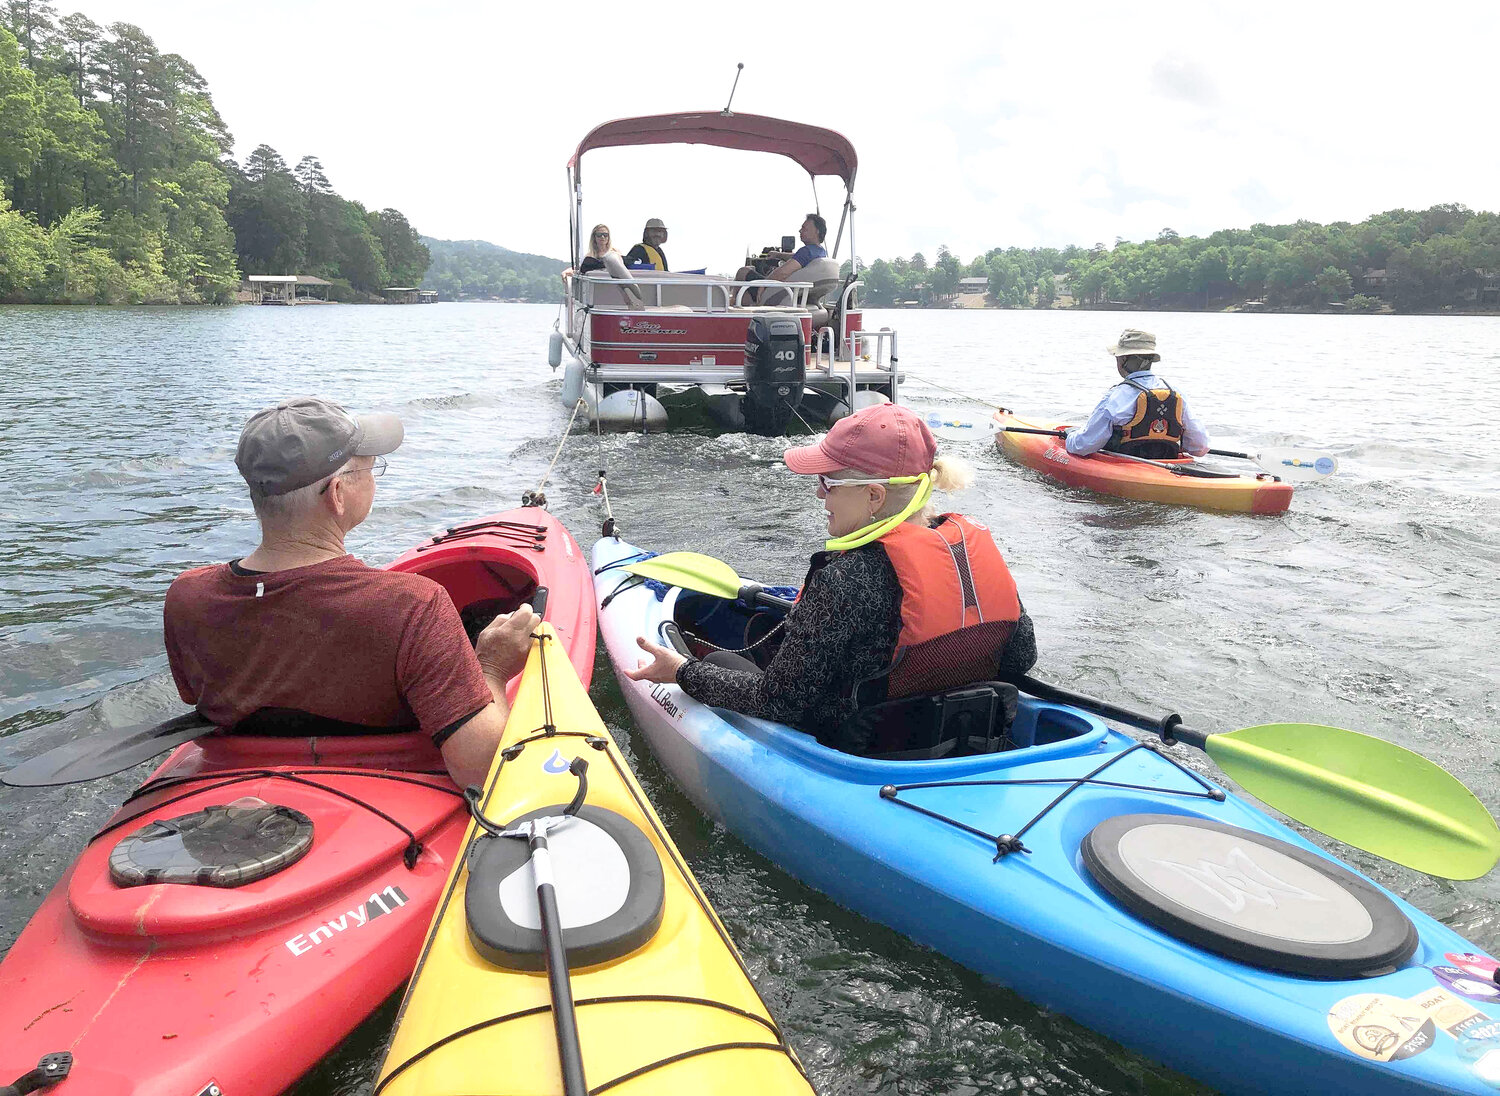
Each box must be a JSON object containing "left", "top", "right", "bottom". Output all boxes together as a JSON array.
[
  {"left": 163, "top": 397, "right": 539, "bottom": 789},
  {"left": 732, "top": 214, "right": 830, "bottom": 304},
  {"left": 624, "top": 218, "right": 670, "bottom": 271},
  {"left": 562, "top": 224, "right": 643, "bottom": 304},
  {"left": 1064, "top": 329, "right": 1210, "bottom": 459},
  {"left": 625, "top": 403, "right": 1038, "bottom": 757}
]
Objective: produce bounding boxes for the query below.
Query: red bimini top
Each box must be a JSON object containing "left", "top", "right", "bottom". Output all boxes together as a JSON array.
[{"left": 570, "top": 111, "right": 857, "bottom": 187}]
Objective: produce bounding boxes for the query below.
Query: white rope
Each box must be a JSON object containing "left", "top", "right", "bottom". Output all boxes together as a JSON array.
[
  {"left": 534, "top": 397, "right": 586, "bottom": 496},
  {"left": 906, "top": 372, "right": 1003, "bottom": 410}
]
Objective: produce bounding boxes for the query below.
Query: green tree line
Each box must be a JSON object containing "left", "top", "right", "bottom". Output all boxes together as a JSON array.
[
  {"left": 0, "top": 6, "right": 428, "bottom": 304},
  {"left": 420, "top": 237, "right": 564, "bottom": 301},
  {"left": 229, "top": 145, "right": 429, "bottom": 297},
  {"left": 858, "top": 205, "right": 1500, "bottom": 313}
]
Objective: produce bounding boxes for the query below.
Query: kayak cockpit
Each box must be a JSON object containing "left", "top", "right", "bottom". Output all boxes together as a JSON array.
[
  {"left": 714, "top": 700, "right": 1109, "bottom": 783},
  {"left": 671, "top": 587, "right": 1110, "bottom": 776}
]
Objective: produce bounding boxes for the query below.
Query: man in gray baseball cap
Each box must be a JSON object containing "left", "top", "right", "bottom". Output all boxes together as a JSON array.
[
  {"left": 235, "top": 396, "right": 404, "bottom": 497},
  {"left": 1063, "top": 328, "right": 1210, "bottom": 459},
  {"left": 162, "top": 396, "right": 538, "bottom": 788}
]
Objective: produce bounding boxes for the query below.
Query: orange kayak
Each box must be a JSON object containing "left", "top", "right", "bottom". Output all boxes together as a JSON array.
[{"left": 992, "top": 410, "right": 1294, "bottom": 514}]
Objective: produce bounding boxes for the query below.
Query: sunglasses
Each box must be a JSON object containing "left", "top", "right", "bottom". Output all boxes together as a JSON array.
[
  {"left": 593, "top": 232, "right": 609, "bottom": 238},
  {"left": 816, "top": 473, "right": 920, "bottom": 492}
]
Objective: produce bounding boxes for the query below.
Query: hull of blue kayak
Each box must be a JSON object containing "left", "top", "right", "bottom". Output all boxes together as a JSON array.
[{"left": 593, "top": 536, "right": 1500, "bottom": 1096}]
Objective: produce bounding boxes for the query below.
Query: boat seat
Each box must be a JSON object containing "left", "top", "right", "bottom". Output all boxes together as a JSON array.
[
  {"left": 853, "top": 681, "right": 1019, "bottom": 760},
  {"left": 757, "top": 257, "right": 840, "bottom": 308}
]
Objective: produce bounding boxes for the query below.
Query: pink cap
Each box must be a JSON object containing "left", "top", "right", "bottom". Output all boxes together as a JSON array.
[{"left": 784, "top": 403, "right": 937, "bottom": 478}]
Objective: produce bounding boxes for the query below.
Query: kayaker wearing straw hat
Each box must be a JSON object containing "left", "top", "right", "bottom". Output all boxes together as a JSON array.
[
  {"left": 1065, "top": 329, "right": 1210, "bottom": 459},
  {"left": 626, "top": 404, "right": 1037, "bottom": 754}
]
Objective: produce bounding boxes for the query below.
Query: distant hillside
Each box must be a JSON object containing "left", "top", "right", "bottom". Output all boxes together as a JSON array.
[{"left": 420, "top": 238, "right": 567, "bottom": 301}]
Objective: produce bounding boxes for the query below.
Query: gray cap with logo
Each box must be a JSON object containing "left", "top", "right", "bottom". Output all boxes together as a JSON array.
[{"left": 235, "top": 397, "right": 404, "bottom": 496}]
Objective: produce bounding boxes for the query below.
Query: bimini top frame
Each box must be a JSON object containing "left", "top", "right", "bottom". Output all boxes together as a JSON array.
[{"left": 566, "top": 110, "right": 860, "bottom": 274}]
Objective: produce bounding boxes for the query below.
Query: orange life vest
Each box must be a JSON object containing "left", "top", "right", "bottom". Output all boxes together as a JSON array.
[
  {"left": 870, "top": 514, "right": 1021, "bottom": 700},
  {"left": 1108, "top": 377, "right": 1184, "bottom": 458}
]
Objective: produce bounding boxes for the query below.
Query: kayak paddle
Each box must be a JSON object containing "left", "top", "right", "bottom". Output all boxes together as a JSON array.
[
  {"left": 2, "top": 710, "right": 216, "bottom": 788},
  {"left": 623, "top": 553, "right": 795, "bottom": 610},
  {"left": 614, "top": 551, "right": 1499, "bottom": 879},
  {"left": 465, "top": 712, "right": 592, "bottom": 1096},
  {"left": 1019, "top": 675, "right": 1500, "bottom": 881}
]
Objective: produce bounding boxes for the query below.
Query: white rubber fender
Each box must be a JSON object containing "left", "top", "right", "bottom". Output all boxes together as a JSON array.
[
  {"left": 547, "top": 331, "right": 565, "bottom": 368},
  {"left": 560, "top": 358, "right": 586, "bottom": 406}
]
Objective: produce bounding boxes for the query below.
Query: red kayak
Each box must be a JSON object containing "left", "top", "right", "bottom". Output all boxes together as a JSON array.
[{"left": 0, "top": 507, "right": 595, "bottom": 1096}]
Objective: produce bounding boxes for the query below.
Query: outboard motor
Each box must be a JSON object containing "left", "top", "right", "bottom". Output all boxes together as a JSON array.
[{"left": 742, "top": 317, "right": 806, "bottom": 435}]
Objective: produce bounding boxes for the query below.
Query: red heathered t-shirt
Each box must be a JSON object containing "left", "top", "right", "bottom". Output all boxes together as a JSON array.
[{"left": 163, "top": 555, "right": 494, "bottom": 744}]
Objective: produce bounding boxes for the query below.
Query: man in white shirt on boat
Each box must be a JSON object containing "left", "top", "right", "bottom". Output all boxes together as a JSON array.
[{"left": 1064, "top": 329, "right": 1210, "bottom": 459}]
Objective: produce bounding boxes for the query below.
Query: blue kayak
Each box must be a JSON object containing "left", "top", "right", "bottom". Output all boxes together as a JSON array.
[{"left": 592, "top": 535, "right": 1500, "bottom": 1096}]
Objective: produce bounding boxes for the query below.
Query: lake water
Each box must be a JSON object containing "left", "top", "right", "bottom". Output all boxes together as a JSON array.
[{"left": 1, "top": 302, "right": 1497, "bottom": 1095}]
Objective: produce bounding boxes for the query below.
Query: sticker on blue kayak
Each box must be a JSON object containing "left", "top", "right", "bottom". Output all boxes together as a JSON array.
[
  {"left": 1327, "top": 992, "right": 1436, "bottom": 1062},
  {"left": 1447, "top": 952, "right": 1500, "bottom": 981},
  {"left": 1406, "top": 985, "right": 1492, "bottom": 1039},
  {"left": 1314, "top": 456, "right": 1336, "bottom": 475},
  {"left": 1456, "top": 1022, "right": 1500, "bottom": 1087},
  {"left": 542, "top": 748, "right": 570, "bottom": 774},
  {"left": 1432, "top": 964, "right": 1500, "bottom": 1003}
]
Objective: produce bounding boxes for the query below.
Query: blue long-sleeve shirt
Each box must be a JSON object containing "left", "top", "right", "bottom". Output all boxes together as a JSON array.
[{"left": 1064, "top": 370, "right": 1209, "bottom": 456}]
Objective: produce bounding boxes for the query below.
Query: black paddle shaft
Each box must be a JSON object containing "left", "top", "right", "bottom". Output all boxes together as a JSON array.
[
  {"left": 737, "top": 582, "right": 796, "bottom": 611},
  {"left": 1017, "top": 675, "right": 1209, "bottom": 748},
  {"left": 531, "top": 822, "right": 588, "bottom": 1096}
]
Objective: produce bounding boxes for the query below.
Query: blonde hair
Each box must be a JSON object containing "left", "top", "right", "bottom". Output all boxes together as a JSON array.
[
  {"left": 843, "top": 454, "right": 975, "bottom": 523},
  {"left": 587, "top": 224, "right": 612, "bottom": 259}
]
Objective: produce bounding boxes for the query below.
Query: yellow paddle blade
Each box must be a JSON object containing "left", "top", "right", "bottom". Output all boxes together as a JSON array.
[
  {"left": 1206, "top": 724, "right": 1500, "bottom": 880},
  {"left": 623, "top": 552, "right": 744, "bottom": 600}
]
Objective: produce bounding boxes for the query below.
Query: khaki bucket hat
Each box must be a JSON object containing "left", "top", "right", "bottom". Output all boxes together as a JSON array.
[{"left": 1108, "top": 329, "right": 1160, "bottom": 360}]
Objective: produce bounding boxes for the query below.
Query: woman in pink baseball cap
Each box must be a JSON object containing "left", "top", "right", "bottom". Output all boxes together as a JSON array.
[{"left": 627, "top": 403, "right": 1037, "bottom": 756}]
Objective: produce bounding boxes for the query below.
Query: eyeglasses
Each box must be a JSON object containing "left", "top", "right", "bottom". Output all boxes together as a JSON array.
[
  {"left": 816, "top": 473, "right": 920, "bottom": 492},
  {"left": 593, "top": 232, "right": 610, "bottom": 238},
  {"left": 319, "top": 455, "right": 387, "bottom": 494}
]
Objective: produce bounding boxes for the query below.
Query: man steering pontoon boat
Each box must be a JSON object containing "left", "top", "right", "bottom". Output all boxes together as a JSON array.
[{"left": 547, "top": 111, "right": 903, "bottom": 435}]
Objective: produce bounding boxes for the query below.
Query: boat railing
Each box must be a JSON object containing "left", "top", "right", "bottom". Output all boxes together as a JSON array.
[{"left": 574, "top": 273, "right": 812, "bottom": 313}]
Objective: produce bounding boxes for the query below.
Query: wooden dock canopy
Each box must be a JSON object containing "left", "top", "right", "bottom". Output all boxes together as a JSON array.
[{"left": 246, "top": 274, "right": 332, "bottom": 304}]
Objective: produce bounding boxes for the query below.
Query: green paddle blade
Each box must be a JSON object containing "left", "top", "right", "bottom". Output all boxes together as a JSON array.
[
  {"left": 623, "top": 552, "right": 744, "bottom": 600},
  {"left": 1206, "top": 723, "right": 1500, "bottom": 880}
]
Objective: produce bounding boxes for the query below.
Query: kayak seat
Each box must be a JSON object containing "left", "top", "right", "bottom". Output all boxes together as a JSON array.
[
  {"left": 1083, "top": 813, "right": 1418, "bottom": 979},
  {"left": 851, "top": 682, "right": 1019, "bottom": 761},
  {"left": 1107, "top": 439, "right": 1182, "bottom": 460},
  {"left": 465, "top": 804, "right": 664, "bottom": 971}
]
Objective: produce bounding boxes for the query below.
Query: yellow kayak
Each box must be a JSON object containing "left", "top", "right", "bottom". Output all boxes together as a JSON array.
[{"left": 375, "top": 624, "right": 814, "bottom": 1096}]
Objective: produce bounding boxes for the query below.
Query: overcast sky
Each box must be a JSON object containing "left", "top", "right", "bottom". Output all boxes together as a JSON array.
[{"left": 64, "top": 0, "right": 1500, "bottom": 271}]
